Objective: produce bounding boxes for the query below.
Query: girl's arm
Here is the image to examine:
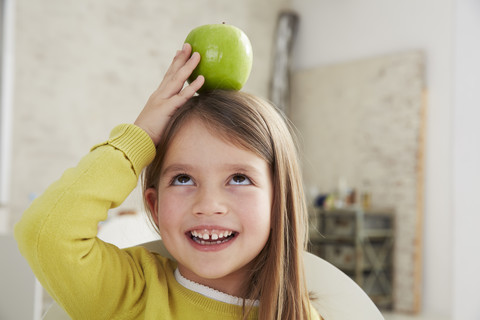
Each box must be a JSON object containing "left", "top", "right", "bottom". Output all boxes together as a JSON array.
[
  {"left": 15, "top": 125, "right": 155, "bottom": 318},
  {"left": 14, "top": 44, "right": 204, "bottom": 318}
]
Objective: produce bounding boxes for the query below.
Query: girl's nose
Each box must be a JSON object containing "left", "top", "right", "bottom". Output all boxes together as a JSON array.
[{"left": 192, "top": 185, "right": 228, "bottom": 216}]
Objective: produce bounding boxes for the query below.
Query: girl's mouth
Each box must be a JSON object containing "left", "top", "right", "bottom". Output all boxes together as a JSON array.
[{"left": 188, "top": 229, "right": 237, "bottom": 245}]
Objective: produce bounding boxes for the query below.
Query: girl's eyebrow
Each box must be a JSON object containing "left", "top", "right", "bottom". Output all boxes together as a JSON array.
[
  {"left": 223, "top": 164, "right": 263, "bottom": 175},
  {"left": 161, "top": 163, "right": 264, "bottom": 176},
  {"left": 161, "top": 164, "right": 193, "bottom": 176}
]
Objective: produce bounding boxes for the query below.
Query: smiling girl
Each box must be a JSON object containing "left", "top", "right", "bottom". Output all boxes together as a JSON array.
[{"left": 15, "top": 44, "right": 320, "bottom": 319}]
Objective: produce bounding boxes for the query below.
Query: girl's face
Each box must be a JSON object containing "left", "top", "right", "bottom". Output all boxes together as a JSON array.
[{"left": 145, "top": 118, "right": 273, "bottom": 297}]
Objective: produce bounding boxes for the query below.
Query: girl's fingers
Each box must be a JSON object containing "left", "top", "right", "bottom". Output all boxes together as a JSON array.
[
  {"left": 177, "top": 52, "right": 201, "bottom": 80},
  {"left": 163, "top": 43, "right": 192, "bottom": 80},
  {"left": 180, "top": 75, "right": 205, "bottom": 98},
  {"left": 159, "top": 51, "right": 201, "bottom": 98},
  {"left": 167, "top": 51, "right": 200, "bottom": 85},
  {"left": 169, "top": 75, "right": 205, "bottom": 107}
]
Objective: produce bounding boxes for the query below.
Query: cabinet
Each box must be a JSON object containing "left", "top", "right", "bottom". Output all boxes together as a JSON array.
[{"left": 309, "top": 207, "right": 394, "bottom": 309}]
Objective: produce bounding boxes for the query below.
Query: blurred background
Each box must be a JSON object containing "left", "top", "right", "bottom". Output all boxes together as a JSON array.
[{"left": 1, "top": 0, "right": 479, "bottom": 319}]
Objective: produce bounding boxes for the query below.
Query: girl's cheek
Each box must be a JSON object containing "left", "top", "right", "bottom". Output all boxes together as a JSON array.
[
  {"left": 234, "top": 191, "right": 271, "bottom": 220},
  {"left": 157, "top": 191, "right": 187, "bottom": 218}
]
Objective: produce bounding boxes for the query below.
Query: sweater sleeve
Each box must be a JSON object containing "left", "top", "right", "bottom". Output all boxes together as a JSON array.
[{"left": 14, "top": 124, "right": 157, "bottom": 319}]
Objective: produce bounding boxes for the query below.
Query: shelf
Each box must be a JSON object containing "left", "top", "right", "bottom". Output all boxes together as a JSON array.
[
  {"left": 308, "top": 207, "right": 395, "bottom": 310},
  {"left": 312, "top": 229, "right": 394, "bottom": 242}
]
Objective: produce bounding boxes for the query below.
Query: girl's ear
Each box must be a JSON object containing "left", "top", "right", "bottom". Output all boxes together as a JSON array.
[{"left": 145, "top": 188, "right": 160, "bottom": 226}]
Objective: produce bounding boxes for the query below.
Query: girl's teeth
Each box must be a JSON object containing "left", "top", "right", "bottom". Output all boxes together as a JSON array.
[
  {"left": 194, "top": 237, "right": 232, "bottom": 245},
  {"left": 190, "top": 230, "right": 234, "bottom": 242}
]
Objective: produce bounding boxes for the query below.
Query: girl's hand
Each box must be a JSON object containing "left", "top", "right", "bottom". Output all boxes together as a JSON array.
[{"left": 134, "top": 43, "right": 205, "bottom": 146}]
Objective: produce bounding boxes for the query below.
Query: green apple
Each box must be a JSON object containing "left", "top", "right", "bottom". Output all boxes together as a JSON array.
[{"left": 184, "top": 23, "right": 253, "bottom": 92}]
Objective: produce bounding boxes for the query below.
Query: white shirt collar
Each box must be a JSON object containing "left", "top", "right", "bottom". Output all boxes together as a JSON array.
[{"left": 174, "top": 268, "right": 259, "bottom": 307}]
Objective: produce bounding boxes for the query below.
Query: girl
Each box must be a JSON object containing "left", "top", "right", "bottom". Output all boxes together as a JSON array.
[{"left": 15, "top": 43, "right": 320, "bottom": 319}]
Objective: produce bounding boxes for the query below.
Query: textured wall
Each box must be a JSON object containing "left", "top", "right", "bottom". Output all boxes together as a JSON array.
[
  {"left": 10, "top": 0, "right": 288, "bottom": 226},
  {"left": 290, "top": 51, "right": 425, "bottom": 312}
]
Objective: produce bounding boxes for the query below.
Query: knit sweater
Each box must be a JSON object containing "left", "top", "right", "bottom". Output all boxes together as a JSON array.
[{"left": 15, "top": 124, "right": 319, "bottom": 319}]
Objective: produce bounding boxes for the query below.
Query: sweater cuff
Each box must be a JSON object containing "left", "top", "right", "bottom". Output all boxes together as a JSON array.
[{"left": 92, "top": 124, "right": 156, "bottom": 177}]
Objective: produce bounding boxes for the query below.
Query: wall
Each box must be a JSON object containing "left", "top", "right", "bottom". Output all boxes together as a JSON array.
[
  {"left": 9, "top": 0, "right": 288, "bottom": 227},
  {"left": 0, "top": 0, "right": 15, "bottom": 234},
  {"left": 452, "top": 1, "right": 480, "bottom": 319},
  {"left": 289, "top": 0, "right": 454, "bottom": 317}
]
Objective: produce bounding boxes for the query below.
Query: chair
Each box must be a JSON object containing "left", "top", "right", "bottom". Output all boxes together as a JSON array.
[{"left": 43, "top": 239, "right": 384, "bottom": 319}]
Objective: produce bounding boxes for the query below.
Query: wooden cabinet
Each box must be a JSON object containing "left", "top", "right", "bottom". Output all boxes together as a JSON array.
[{"left": 309, "top": 207, "right": 394, "bottom": 309}]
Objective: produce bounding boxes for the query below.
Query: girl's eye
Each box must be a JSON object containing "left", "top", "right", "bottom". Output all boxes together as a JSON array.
[
  {"left": 229, "top": 174, "right": 252, "bottom": 185},
  {"left": 172, "top": 174, "right": 194, "bottom": 186}
]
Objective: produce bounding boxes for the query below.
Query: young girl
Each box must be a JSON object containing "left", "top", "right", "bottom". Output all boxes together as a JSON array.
[{"left": 15, "top": 43, "right": 320, "bottom": 319}]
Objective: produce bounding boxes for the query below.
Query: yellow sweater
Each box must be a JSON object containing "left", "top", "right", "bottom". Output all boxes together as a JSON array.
[{"left": 15, "top": 124, "right": 318, "bottom": 319}]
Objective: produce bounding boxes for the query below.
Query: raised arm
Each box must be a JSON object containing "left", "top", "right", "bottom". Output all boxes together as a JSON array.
[{"left": 14, "top": 44, "right": 203, "bottom": 318}]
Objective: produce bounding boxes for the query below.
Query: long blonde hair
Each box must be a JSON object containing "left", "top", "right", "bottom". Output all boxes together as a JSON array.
[{"left": 142, "top": 90, "right": 311, "bottom": 319}]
